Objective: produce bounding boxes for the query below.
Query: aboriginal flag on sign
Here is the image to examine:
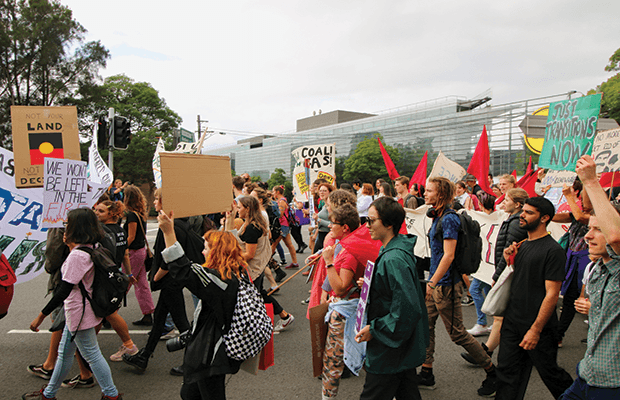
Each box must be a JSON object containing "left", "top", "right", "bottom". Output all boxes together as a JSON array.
[{"left": 29, "top": 132, "right": 64, "bottom": 165}]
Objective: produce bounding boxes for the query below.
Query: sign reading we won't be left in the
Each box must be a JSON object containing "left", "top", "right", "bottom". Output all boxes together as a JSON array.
[{"left": 42, "top": 158, "right": 89, "bottom": 228}]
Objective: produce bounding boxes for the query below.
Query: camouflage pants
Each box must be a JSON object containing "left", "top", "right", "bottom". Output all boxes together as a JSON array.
[{"left": 322, "top": 310, "right": 346, "bottom": 398}]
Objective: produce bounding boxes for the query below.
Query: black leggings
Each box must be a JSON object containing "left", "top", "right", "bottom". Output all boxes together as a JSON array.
[
  {"left": 180, "top": 375, "right": 225, "bottom": 400},
  {"left": 145, "top": 285, "right": 191, "bottom": 355},
  {"left": 290, "top": 225, "right": 305, "bottom": 248},
  {"left": 254, "top": 273, "right": 283, "bottom": 315}
]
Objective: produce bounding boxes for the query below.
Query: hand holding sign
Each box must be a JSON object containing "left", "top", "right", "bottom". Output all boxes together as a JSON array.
[{"left": 575, "top": 155, "right": 598, "bottom": 185}]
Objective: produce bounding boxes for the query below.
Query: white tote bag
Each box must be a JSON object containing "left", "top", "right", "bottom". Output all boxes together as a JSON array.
[{"left": 481, "top": 264, "right": 514, "bottom": 317}]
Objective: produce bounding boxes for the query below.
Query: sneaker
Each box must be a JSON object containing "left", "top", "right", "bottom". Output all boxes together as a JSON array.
[
  {"left": 461, "top": 295, "right": 474, "bottom": 306},
  {"left": 170, "top": 366, "right": 184, "bottom": 376},
  {"left": 61, "top": 374, "right": 95, "bottom": 388},
  {"left": 284, "top": 263, "right": 299, "bottom": 270},
  {"left": 275, "top": 268, "right": 287, "bottom": 282},
  {"left": 27, "top": 364, "right": 53, "bottom": 380},
  {"left": 160, "top": 329, "right": 179, "bottom": 341},
  {"left": 274, "top": 314, "right": 295, "bottom": 332},
  {"left": 468, "top": 324, "right": 491, "bottom": 337},
  {"left": 132, "top": 314, "right": 153, "bottom": 326},
  {"left": 21, "top": 387, "right": 55, "bottom": 400},
  {"left": 301, "top": 297, "right": 310, "bottom": 304},
  {"left": 110, "top": 344, "right": 139, "bottom": 361},
  {"left": 417, "top": 369, "right": 436, "bottom": 390},
  {"left": 122, "top": 348, "right": 150, "bottom": 371},
  {"left": 461, "top": 343, "right": 493, "bottom": 366},
  {"left": 101, "top": 395, "right": 123, "bottom": 400},
  {"left": 269, "top": 286, "right": 280, "bottom": 294},
  {"left": 478, "top": 374, "right": 497, "bottom": 397}
]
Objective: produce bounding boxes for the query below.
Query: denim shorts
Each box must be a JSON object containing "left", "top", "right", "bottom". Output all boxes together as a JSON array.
[{"left": 281, "top": 225, "right": 290, "bottom": 238}]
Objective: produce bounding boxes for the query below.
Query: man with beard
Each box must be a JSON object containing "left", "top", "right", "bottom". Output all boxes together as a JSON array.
[{"left": 496, "top": 197, "right": 574, "bottom": 399}]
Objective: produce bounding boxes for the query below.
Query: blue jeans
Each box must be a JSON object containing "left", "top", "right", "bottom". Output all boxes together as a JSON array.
[
  {"left": 559, "top": 370, "right": 620, "bottom": 400},
  {"left": 470, "top": 278, "right": 491, "bottom": 326},
  {"left": 44, "top": 326, "right": 118, "bottom": 398}
]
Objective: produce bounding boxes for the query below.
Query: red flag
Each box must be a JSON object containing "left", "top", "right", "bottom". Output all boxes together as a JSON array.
[
  {"left": 378, "top": 138, "right": 399, "bottom": 180},
  {"left": 467, "top": 125, "right": 494, "bottom": 196},
  {"left": 511, "top": 170, "right": 517, "bottom": 179},
  {"left": 410, "top": 151, "right": 428, "bottom": 189},
  {"left": 525, "top": 156, "right": 533, "bottom": 176},
  {"left": 519, "top": 168, "right": 541, "bottom": 198},
  {"left": 600, "top": 171, "right": 620, "bottom": 188},
  {"left": 517, "top": 168, "right": 536, "bottom": 187}
]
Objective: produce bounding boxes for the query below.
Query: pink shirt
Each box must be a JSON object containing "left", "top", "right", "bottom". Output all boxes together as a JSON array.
[{"left": 62, "top": 245, "right": 102, "bottom": 331}]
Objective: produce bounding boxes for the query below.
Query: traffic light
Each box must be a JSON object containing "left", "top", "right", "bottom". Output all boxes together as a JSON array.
[
  {"left": 113, "top": 116, "right": 131, "bottom": 150},
  {"left": 97, "top": 115, "right": 108, "bottom": 149}
]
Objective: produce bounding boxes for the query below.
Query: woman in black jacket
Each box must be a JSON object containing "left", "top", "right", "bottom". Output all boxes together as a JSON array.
[{"left": 157, "top": 210, "right": 242, "bottom": 400}]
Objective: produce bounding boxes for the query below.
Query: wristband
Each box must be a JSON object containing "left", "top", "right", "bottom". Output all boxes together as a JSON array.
[
  {"left": 128, "top": 274, "right": 133, "bottom": 277},
  {"left": 427, "top": 283, "right": 436, "bottom": 289},
  {"left": 326, "top": 264, "right": 334, "bottom": 269}
]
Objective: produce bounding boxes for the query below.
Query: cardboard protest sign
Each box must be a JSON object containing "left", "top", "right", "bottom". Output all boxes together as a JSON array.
[
  {"left": 291, "top": 144, "right": 335, "bottom": 202},
  {"left": 10, "top": 106, "right": 81, "bottom": 188},
  {"left": 354, "top": 261, "right": 375, "bottom": 334},
  {"left": 540, "top": 170, "right": 578, "bottom": 188},
  {"left": 309, "top": 303, "right": 329, "bottom": 377},
  {"left": 43, "top": 159, "right": 89, "bottom": 228},
  {"left": 592, "top": 128, "right": 620, "bottom": 173},
  {"left": 539, "top": 94, "right": 602, "bottom": 171},
  {"left": 160, "top": 153, "right": 232, "bottom": 218},
  {"left": 0, "top": 146, "right": 47, "bottom": 284},
  {"left": 427, "top": 151, "right": 466, "bottom": 183}
]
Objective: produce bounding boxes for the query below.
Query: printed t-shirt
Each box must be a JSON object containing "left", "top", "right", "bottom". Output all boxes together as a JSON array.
[
  {"left": 124, "top": 212, "right": 146, "bottom": 250},
  {"left": 104, "top": 223, "right": 128, "bottom": 269},
  {"left": 506, "top": 234, "right": 566, "bottom": 328},
  {"left": 62, "top": 245, "right": 102, "bottom": 331},
  {"left": 428, "top": 211, "right": 460, "bottom": 286}
]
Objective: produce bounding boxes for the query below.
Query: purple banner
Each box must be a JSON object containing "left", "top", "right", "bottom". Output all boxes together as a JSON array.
[{"left": 355, "top": 260, "right": 375, "bottom": 334}]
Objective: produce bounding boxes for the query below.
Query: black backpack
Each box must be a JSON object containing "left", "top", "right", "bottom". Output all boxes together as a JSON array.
[
  {"left": 266, "top": 200, "right": 282, "bottom": 239},
  {"left": 434, "top": 210, "right": 482, "bottom": 275},
  {"left": 76, "top": 246, "right": 129, "bottom": 318}
]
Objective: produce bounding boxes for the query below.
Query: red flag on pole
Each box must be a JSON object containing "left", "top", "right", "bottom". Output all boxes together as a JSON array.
[
  {"left": 378, "top": 138, "right": 399, "bottom": 180},
  {"left": 410, "top": 151, "right": 428, "bottom": 189},
  {"left": 518, "top": 168, "right": 541, "bottom": 197},
  {"left": 600, "top": 171, "right": 620, "bottom": 188},
  {"left": 466, "top": 125, "right": 494, "bottom": 196},
  {"left": 525, "top": 156, "right": 533, "bottom": 176},
  {"left": 511, "top": 170, "right": 517, "bottom": 179}
]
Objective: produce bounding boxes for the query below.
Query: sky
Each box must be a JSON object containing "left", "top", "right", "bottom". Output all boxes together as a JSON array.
[{"left": 60, "top": 0, "right": 620, "bottom": 148}]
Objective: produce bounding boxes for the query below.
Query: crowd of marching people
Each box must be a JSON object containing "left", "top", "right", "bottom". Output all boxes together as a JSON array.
[{"left": 19, "top": 155, "right": 620, "bottom": 400}]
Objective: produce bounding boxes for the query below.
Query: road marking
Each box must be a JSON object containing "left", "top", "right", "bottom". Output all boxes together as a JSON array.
[{"left": 8, "top": 330, "right": 150, "bottom": 334}]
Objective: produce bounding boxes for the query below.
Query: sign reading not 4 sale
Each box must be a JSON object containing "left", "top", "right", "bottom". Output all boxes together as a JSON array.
[{"left": 10, "top": 106, "right": 81, "bottom": 188}]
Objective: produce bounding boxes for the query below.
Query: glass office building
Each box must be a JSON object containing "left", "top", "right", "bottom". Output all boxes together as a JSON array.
[{"left": 204, "top": 91, "right": 583, "bottom": 180}]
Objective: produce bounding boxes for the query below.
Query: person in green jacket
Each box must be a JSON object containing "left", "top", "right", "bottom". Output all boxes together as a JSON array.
[{"left": 355, "top": 197, "right": 429, "bottom": 400}]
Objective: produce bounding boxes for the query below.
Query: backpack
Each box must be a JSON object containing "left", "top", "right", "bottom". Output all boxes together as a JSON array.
[
  {"left": 223, "top": 276, "right": 273, "bottom": 361},
  {"left": 434, "top": 210, "right": 482, "bottom": 275},
  {"left": 283, "top": 200, "right": 300, "bottom": 228},
  {"left": 76, "top": 246, "right": 129, "bottom": 318},
  {"left": 266, "top": 201, "right": 282, "bottom": 239}
]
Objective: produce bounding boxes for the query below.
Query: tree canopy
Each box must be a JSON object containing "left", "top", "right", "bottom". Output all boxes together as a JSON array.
[
  {"left": 342, "top": 133, "right": 400, "bottom": 184},
  {"left": 0, "top": 0, "right": 109, "bottom": 148},
  {"left": 589, "top": 47, "right": 620, "bottom": 123}
]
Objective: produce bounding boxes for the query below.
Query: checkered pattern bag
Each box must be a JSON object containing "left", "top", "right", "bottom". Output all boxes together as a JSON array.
[{"left": 224, "top": 277, "right": 273, "bottom": 361}]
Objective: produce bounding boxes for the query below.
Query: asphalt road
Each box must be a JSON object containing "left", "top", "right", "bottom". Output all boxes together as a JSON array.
[{"left": 1, "top": 223, "right": 588, "bottom": 399}]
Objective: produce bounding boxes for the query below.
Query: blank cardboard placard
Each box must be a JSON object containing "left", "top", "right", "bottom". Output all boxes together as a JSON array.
[
  {"left": 11, "top": 106, "right": 81, "bottom": 188},
  {"left": 160, "top": 153, "right": 232, "bottom": 218}
]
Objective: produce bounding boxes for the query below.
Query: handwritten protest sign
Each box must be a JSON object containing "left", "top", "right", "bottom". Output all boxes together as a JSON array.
[
  {"left": 152, "top": 138, "right": 166, "bottom": 188},
  {"left": 539, "top": 94, "right": 602, "bottom": 171},
  {"left": 592, "top": 128, "right": 620, "bottom": 173},
  {"left": 427, "top": 151, "right": 466, "bottom": 183},
  {"left": 10, "top": 106, "right": 81, "bottom": 188},
  {"left": 291, "top": 144, "right": 335, "bottom": 202},
  {"left": 0, "top": 146, "right": 47, "bottom": 284},
  {"left": 42, "top": 158, "right": 89, "bottom": 228},
  {"left": 355, "top": 261, "right": 375, "bottom": 334},
  {"left": 540, "top": 170, "right": 577, "bottom": 188}
]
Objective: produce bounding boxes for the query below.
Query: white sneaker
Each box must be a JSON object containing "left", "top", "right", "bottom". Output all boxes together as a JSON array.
[
  {"left": 110, "top": 344, "right": 138, "bottom": 361},
  {"left": 160, "top": 329, "right": 180, "bottom": 341},
  {"left": 274, "top": 314, "right": 295, "bottom": 332},
  {"left": 467, "top": 324, "right": 490, "bottom": 337}
]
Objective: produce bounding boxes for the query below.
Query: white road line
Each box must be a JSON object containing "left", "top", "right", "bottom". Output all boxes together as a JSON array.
[{"left": 8, "top": 330, "right": 150, "bottom": 334}]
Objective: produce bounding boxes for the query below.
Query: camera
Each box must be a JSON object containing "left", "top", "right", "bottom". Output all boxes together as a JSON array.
[{"left": 166, "top": 330, "right": 191, "bottom": 352}]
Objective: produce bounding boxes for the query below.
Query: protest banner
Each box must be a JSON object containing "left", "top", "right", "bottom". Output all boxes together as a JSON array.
[
  {"left": 10, "top": 106, "right": 81, "bottom": 188},
  {"left": 404, "top": 204, "right": 432, "bottom": 258},
  {"left": 427, "top": 151, "right": 466, "bottom": 183},
  {"left": 87, "top": 129, "right": 113, "bottom": 202},
  {"left": 540, "top": 170, "right": 578, "bottom": 188},
  {"left": 42, "top": 158, "right": 89, "bottom": 228},
  {"left": 354, "top": 261, "right": 375, "bottom": 334},
  {"left": 592, "top": 128, "right": 620, "bottom": 173},
  {"left": 0, "top": 146, "right": 47, "bottom": 284},
  {"left": 160, "top": 153, "right": 232, "bottom": 218},
  {"left": 469, "top": 210, "right": 509, "bottom": 285},
  {"left": 539, "top": 94, "right": 602, "bottom": 171},
  {"left": 152, "top": 137, "right": 166, "bottom": 188},
  {"left": 291, "top": 143, "right": 335, "bottom": 202}
]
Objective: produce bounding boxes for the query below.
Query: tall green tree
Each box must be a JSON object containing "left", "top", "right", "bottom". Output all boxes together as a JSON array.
[
  {"left": 0, "top": 0, "right": 109, "bottom": 147},
  {"left": 342, "top": 133, "right": 399, "bottom": 184},
  {"left": 267, "top": 168, "right": 293, "bottom": 199},
  {"left": 76, "top": 74, "right": 182, "bottom": 185},
  {"left": 589, "top": 47, "right": 620, "bottom": 123}
]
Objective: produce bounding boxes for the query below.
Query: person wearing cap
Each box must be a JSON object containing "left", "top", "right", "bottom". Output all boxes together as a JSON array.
[{"left": 465, "top": 174, "right": 482, "bottom": 195}]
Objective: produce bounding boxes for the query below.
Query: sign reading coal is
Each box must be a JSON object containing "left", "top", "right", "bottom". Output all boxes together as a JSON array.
[
  {"left": 10, "top": 106, "right": 80, "bottom": 188},
  {"left": 291, "top": 143, "right": 335, "bottom": 202}
]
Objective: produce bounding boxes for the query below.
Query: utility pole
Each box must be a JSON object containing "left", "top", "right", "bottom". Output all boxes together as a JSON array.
[
  {"left": 108, "top": 107, "right": 115, "bottom": 171},
  {"left": 196, "top": 115, "right": 208, "bottom": 142}
]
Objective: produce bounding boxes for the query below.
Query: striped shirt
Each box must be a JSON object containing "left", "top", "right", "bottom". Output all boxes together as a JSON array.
[{"left": 578, "top": 245, "right": 620, "bottom": 388}]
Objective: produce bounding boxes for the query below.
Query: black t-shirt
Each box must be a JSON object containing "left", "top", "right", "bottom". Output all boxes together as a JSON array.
[
  {"left": 124, "top": 212, "right": 146, "bottom": 250},
  {"left": 239, "top": 223, "right": 263, "bottom": 244},
  {"left": 104, "top": 223, "right": 128, "bottom": 268},
  {"left": 506, "top": 234, "right": 566, "bottom": 328}
]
